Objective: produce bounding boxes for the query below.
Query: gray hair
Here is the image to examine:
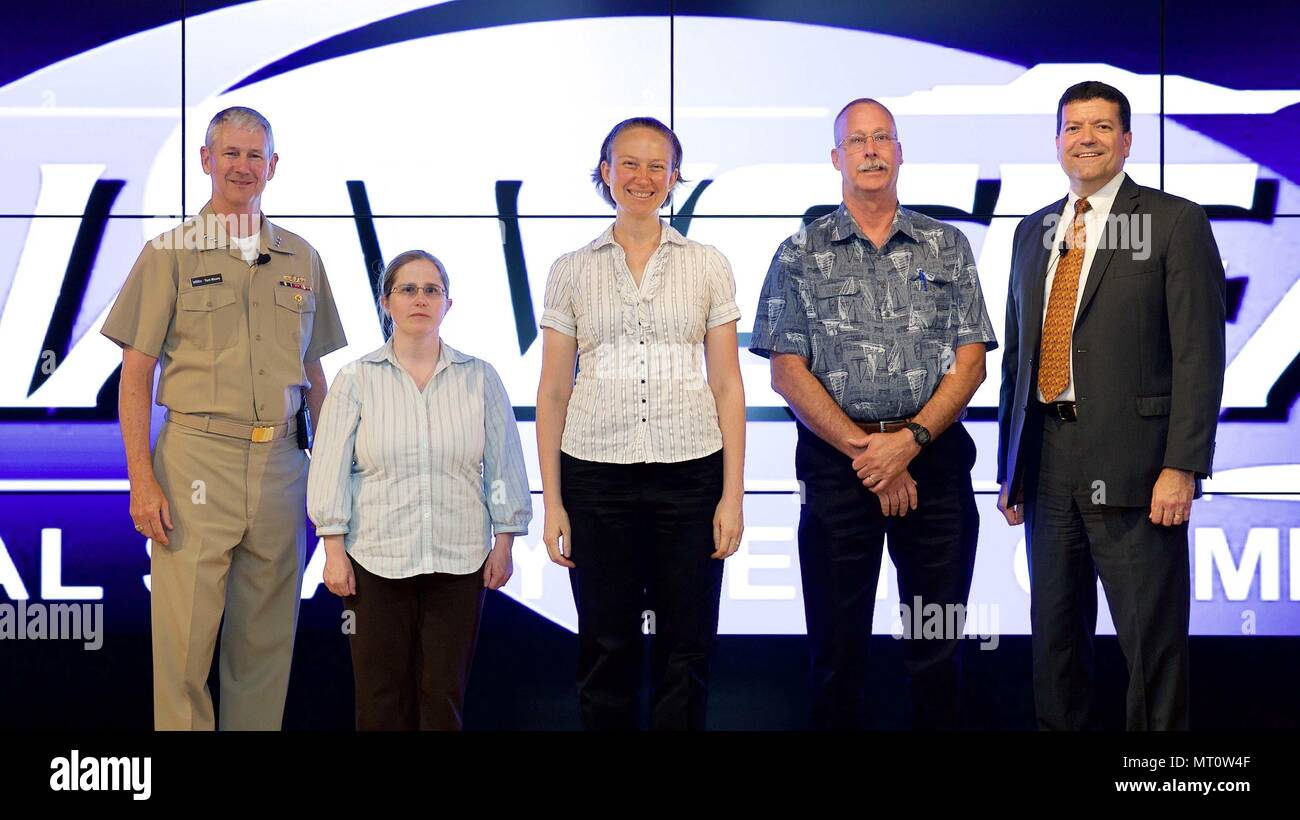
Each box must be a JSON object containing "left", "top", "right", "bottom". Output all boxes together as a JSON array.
[
  {"left": 832, "top": 98, "right": 896, "bottom": 144},
  {"left": 205, "top": 106, "right": 275, "bottom": 154}
]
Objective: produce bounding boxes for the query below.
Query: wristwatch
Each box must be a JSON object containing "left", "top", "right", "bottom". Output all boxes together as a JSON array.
[{"left": 906, "top": 422, "right": 931, "bottom": 447}]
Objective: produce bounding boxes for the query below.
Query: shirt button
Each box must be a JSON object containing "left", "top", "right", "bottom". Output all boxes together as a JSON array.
[
  {"left": 252, "top": 301, "right": 258, "bottom": 307},
  {"left": 258, "top": 369, "right": 265, "bottom": 375},
  {"left": 255, "top": 334, "right": 262, "bottom": 341},
  {"left": 641, "top": 398, "right": 646, "bottom": 403},
  {"left": 641, "top": 379, "right": 645, "bottom": 384},
  {"left": 642, "top": 418, "right": 647, "bottom": 423}
]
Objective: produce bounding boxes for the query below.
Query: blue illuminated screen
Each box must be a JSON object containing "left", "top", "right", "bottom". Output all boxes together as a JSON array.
[{"left": 1, "top": 0, "right": 1297, "bottom": 638}]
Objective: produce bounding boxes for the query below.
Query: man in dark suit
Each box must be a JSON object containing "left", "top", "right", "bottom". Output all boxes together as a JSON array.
[{"left": 996, "top": 81, "right": 1225, "bottom": 730}]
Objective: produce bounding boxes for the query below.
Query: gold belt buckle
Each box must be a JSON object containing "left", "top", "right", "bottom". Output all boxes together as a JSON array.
[{"left": 250, "top": 425, "right": 275, "bottom": 443}]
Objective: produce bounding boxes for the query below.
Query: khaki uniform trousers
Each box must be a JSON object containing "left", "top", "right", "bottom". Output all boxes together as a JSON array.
[{"left": 150, "top": 419, "right": 308, "bottom": 730}]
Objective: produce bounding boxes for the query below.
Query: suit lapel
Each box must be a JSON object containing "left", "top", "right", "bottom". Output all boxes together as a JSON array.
[
  {"left": 1076, "top": 175, "right": 1140, "bottom": 323},
  {"left": 1023, "top": 198, "right": 1066, "bottom": 357}
]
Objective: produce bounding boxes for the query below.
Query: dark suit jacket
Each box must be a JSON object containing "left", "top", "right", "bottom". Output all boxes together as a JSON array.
[{"left": 996, "top": 174, "right": 1226, "bottom": 508}]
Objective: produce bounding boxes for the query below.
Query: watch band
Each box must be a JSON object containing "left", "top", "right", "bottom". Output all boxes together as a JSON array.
[{"left": 906, "top": 422, "right": 931, "bottom": 447}]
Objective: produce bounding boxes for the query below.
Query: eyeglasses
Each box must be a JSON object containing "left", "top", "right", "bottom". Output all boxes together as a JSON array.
[
  {"left": 390, "top": 284, "right": 446, "bottom": 298},
  {"left": 837, "top": 132, "right": 897, "bottom": 152}
]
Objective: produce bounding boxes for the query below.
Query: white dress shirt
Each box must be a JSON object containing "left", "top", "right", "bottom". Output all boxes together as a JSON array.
[
  {"left": 231, "top": 232, "right": 260, "bottom": 264},
  {"left": 540, "top": 221, "right": 742, "bottom": 464},
  {"left": 1038, "top": 170, "right": 1127, "bottom": 402},
  {"left": 307, "top": 338, "right": 531, "bottom": 579}
]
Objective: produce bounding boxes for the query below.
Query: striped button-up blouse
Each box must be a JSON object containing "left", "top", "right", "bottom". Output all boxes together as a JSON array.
[
  {"left": 307, "top": 339, "right": 531, "bottom": 579},
  {"left": 540, "top": 222, "right": 742, "bottom": 464}
]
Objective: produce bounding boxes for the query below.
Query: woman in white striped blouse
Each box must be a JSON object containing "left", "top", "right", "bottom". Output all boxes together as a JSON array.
[
  {"left": 307, "top": 250, "right": 531, "bottom": 731},
  {"left": 536, "top": 117, "right": 746, "bottom": 730}
]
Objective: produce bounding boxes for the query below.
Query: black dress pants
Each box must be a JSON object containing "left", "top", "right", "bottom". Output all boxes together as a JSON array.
[
  {"left": 795, "top": 421, "right": 979, "bottom": 730},
  {"left": 561, "top": 450, "right": 725, "bottom": 731},
  {"left": 1026, "top": 411, "right": 1190, "bottom": 731}
]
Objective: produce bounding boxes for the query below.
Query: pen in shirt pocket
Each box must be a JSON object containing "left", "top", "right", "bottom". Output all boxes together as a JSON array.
[{"left": 915, "top": 268, "right": 948, "bottom": 291}]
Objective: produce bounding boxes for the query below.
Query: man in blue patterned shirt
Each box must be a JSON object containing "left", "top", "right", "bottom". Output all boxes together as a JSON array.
[{"left": 749, "top": 98, "right": 998, "bottom": 729}]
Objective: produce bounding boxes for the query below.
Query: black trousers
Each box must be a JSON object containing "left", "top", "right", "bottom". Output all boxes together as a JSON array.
[
  {"left": 1026, "top": 411, "right": 1190, "bottom": 730},
  {"left": 561, "top": 450, "right": 725, "bottom": 731},
  {"left": 795, "top": 421, "right": 979, "bottom": 730},
  {"left": 344, "top": 555, "right": 485, "bottom": 731}
]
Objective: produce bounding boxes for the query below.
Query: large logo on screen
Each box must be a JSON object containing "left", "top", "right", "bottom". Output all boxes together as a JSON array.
[
  {"left": 2, "top": 5, "right": 1298, "bottom": 635},
  {"left": 2, "top": 6, "right": 1299, "bottom": 419}
]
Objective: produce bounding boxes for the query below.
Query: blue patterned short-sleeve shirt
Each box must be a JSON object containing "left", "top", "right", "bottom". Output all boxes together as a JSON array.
[{"left": 749, "top": 204, "right": 998, "bottom": 421}]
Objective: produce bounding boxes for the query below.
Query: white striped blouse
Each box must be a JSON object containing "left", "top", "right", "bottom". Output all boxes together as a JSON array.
[
  {"left": 307, "top": 339, "right": 531, "bottom": 579},
  {"left": 540, "top": 221, "right": 742, "bottom": 464}
]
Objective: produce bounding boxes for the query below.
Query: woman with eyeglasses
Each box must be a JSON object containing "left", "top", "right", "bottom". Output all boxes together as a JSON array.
[
  {"left": 536, "top": 117, "right": 746, "bottom": 730},
  {"left": 308, "top": 250, "right": 531, "bottom": 730}
]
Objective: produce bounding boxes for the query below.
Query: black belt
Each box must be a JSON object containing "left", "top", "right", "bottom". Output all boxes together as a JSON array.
[{"left": 1036, "top": 401, "right": 1077, "bottom": 422}]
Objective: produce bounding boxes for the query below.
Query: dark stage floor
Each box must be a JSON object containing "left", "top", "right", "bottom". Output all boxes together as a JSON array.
[{"left": 4, "top": 592, "right": 1297, "bottom": 731}]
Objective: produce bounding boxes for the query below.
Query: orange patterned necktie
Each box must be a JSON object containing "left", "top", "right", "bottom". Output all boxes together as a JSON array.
[{"left": 1038, "top": 197, "right": 1091, "bottom": 402}]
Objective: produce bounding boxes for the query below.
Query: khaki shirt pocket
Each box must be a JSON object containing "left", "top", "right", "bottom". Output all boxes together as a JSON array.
[
  {"left": 177, "top": 286, "right": 239, "bottom": 350},
  {"left": 273, "top": 286, "right": 316, "bottom": 355}
]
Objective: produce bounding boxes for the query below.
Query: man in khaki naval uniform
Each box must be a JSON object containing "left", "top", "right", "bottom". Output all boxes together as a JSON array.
[{"left": 102, "top": 107, "right": 347, "bottom": 730}]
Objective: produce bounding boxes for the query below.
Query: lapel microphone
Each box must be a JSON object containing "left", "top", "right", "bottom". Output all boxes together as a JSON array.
[{"left": 256, "top": 252, "right": 272, "bottom": 265}]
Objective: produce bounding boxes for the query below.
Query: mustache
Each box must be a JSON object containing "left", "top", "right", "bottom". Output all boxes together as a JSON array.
[{"left": 857, "top": 160, "right": 889, "bottom": 172}]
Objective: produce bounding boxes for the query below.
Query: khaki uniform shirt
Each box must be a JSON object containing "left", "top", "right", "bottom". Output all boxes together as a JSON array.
[{"left": 102, "top": 204, "right": 347, "bottom": 422}]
